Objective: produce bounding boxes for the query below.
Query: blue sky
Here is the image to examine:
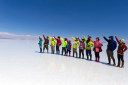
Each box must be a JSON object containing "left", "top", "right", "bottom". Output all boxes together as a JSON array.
[{"left": 0, "top": 0, "right": 128, "bottom": 39}]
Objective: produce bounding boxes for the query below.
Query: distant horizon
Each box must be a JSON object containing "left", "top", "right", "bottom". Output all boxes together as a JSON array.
[
  {"left": 0, "top": 0, "right": 128, "bottom": 39},
  {"left": 0, "top": 32, "right": 128, "bottom": 44}
]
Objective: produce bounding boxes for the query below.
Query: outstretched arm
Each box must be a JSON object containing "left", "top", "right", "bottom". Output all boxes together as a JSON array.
[
  {"left": 43, "top": 34, "right": 46, "bottom": 39},
  {"left": 48, "top": 36, "right": 52, "bottom": 40},
  {"left": 78, "top": 37, "right": 81, "bottom": 42},
  {"left": 66, "top": 38, "right": 68, "bottom": 42},
  {"left": 90, "top": 38, "right": 94, "bottom": 43},
  {"left": 71, "top": 36, "right": 76, "bottom": 41},
  {"left": 82, "top": 35, "right": 87, "bottom": 41},
  {"left": 54, "top": 36, "right": 57, "bottom": 40},
  {"left": 102, "top": 35, "right": 109, "bottom": 42},
  {"left": 115, "top": 36, "right": 120, "bottom": 44},
  {"left": 39, "top": 36, "right": 40, "bottom": 39},
  {"left": 60, "top": 37, "right": 64, "bottom": 42}
]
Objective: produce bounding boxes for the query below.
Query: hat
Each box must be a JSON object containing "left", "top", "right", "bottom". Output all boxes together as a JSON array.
[{"left": 120, "top": 39, "right": 125, "bottom": 43}]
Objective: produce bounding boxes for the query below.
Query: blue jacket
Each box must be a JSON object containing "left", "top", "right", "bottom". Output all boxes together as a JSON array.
[{"left": 104, "top": 36, "right": 117, "bottom": 51}]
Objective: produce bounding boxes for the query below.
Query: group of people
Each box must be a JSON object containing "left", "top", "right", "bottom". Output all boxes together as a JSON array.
[{"left": 38, "top": 34, "right": 127, "bottom": 68}]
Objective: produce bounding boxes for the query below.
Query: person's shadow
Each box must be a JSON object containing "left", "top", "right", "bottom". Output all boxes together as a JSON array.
[{"left": 99, "top": 61, "right": 116, "bottom": 67}]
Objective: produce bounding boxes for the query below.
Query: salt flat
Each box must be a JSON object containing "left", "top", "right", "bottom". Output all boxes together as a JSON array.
[{"left": 0, "top": 39, "right": 128, "bottom": 85}]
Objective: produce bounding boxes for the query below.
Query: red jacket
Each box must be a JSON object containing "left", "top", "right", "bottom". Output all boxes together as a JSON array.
[
  {"left": 78, "top": 38, "right": 85, "bottom": 50},
  {"left": 115, "top": 36, "right": 127, "bottom": 55},
  {"left": 54, "top": 36, "right": 62, "bottom": 46}
]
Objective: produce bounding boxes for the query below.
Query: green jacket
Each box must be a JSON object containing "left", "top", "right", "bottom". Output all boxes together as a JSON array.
[
  {"left": 61, "top": 37, "right": 67, "bottom": 47},
  {"left": 83, "top": 36, "right": 94, "bottom": 50},
  {"left": 39, "top": 36, "right": 42, "bottom": 46},
  {"left": 72, "top": 37, "right": 79, "bottom": 49},
  {"left": 49, "top": 36, "right": 57, "bottom": 46}
]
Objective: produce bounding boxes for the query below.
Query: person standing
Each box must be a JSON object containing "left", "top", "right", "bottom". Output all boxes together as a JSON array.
[
  {"left": 43, "top": 34, "right": 49, "bottom": 53},
  {"left": 83, "top": 35, "right": 94, "bottom": 60},
  {"left": 38, "top": 36, "right": 43, "bottom": 53},
  {"left": 61, "top": 37, "right": 67, "bottom": 55},
  {"left": 54, "top": 36, "right": 62, "bottom": 54},
  {"left": 115, "top": 35, "right": 127, "bottom": 68},
  {"left": 102, "top": 35, "right": 117, "bottom": 66},
  {"left": 90, "top": 37, "right": 103, "bottom": 62},
  {"left": 66, "top": 40, "right": 72, "bottom": 56},
  {"left": 71, "top": 36, "right": 79, "bottom": 58},
  {"left": 49, "top": 36, "right": 57, "bottom": 54},
  {"left": 78, "top": 37, "right": 85, "bottom": 59}
]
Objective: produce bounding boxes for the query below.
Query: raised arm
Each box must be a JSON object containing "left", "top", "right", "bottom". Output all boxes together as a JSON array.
[
  {"left": 78, "top": 37, "right": 81, "bottom": 42},
  {"left": 54, "top": 36, "right": 57, "bottom": 40},
  {"left": 104, "top": 37, "right": 109, "bottom": 42},
  {"left": 43, "top": 34, "right": 46, "bottom": 39},
  {"left": 115, "top": 36, "right": 120, "bottom": 44},
  {"left": 54, "top": 40, "right": 57, "bottom": 44},
  {"left": 60, "top": 37, "right": 64, "bottom": 42},
  {"left": 83, "top": 36, "right": 87, "bottom": 41},
  {"left": 102, "top": 34, "right": 109, "bottom": 42},
  {"left": 48, "top": 36, "right": 52, "bottom": 40},
  {"left": 66, "top": 38, "right": 68, "bottom": 42},
  {"left": 39, "top": 36, "right": 40, "bottom": 39},
  {"left": 71, "top": 36, "right": 76, "bottom": 41}
]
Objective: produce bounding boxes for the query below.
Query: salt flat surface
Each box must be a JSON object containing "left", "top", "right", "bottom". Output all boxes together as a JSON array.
[{"left": 0, "top": 39, "right": 128, "bottom": 85}]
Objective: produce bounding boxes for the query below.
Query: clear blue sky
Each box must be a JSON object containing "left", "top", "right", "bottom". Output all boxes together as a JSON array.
[{"left": 0, "top": 0, "right": 128, "bottom": 39}]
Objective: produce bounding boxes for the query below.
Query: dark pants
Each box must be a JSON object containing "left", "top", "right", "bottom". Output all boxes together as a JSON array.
[
  {"left": 95, "top": 52, "right": 99, "bottom": 58},
  {"left": 56, "top": 46, "right": 60, "bottom": 54},
  {"left": 67, "top": 49, "right": 71, "bottom": 55},
  {"left": 118, "top": 54, "right": 124, "bottom": 62},
  {"left": 106, "top": 50, "right": 115, "bottom": 64},
  {"left": 39, "top": 46, "right": 42, "bottom": 53},
  {"left": 43, "top": 45, "right": 48, "bottom": 52},
  {"left": 62, "top": 47, "right": 66, "bottom": 55},
  {"left": 86, "top": 50, "right": 92, "bottom": 60},
  {"left": 79, "top": 49, "right": 84, "bottom": 59}
]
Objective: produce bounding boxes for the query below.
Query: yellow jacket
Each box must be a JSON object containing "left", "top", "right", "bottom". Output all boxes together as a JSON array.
[
  {"left": 83, "top": 36, "right": 94, "bottom": 50},
  {"left": 49, "top": 36, "right": 57, "bottom": 46},
  {"left": 72, "top": 37, "right": 79, "bottom": 49}
]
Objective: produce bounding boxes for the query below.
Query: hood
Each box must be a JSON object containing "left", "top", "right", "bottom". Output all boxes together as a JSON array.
[{"left": 109, "top": 36, "right": 114, "bottom": 41}]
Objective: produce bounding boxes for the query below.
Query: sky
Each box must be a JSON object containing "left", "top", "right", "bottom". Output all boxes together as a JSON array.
[{"left": 0, "top": 0, "right": 128, "bottom": 39}]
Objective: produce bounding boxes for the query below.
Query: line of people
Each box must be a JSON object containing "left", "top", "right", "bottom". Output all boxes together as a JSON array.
[{"left": 38, "top": 34, "right": 128, "bottom": 68}]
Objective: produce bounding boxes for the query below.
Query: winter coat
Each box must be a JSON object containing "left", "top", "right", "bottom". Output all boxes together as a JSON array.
[
  {"left": 67, "top": 43, "right": 72, "bottom": 50},
  {"left": 54, "top": 36, "right": 62, "bottom": 47},
  {"left": 43, "top": 35, "right": 49, "bottom": 45},
  {"left": 83, "top": 36, "right": 94, "bottom": 50},
  {"left": 61, "top": 37, "right": 67, "bottom": 47},
  {"left": 103, "top": 36, "right": 117, "bottom": 51},
  {"left": 90, "top": 39, "right": 103, "bottom": 52},
  {"left": 72, "top": 37, "right": 79, "bottom": 49},
  {"left": 115, "top": 36, "right": 127, "bottom": 55},
  {"left": 49, "top": 36, "right": 57, "bottom": 46},
  {"left": 78, "top": 38, "right": 85, "bottom": 50},
  {"left": 38, "top": 37, "right": 42, "bottom": 46}
]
